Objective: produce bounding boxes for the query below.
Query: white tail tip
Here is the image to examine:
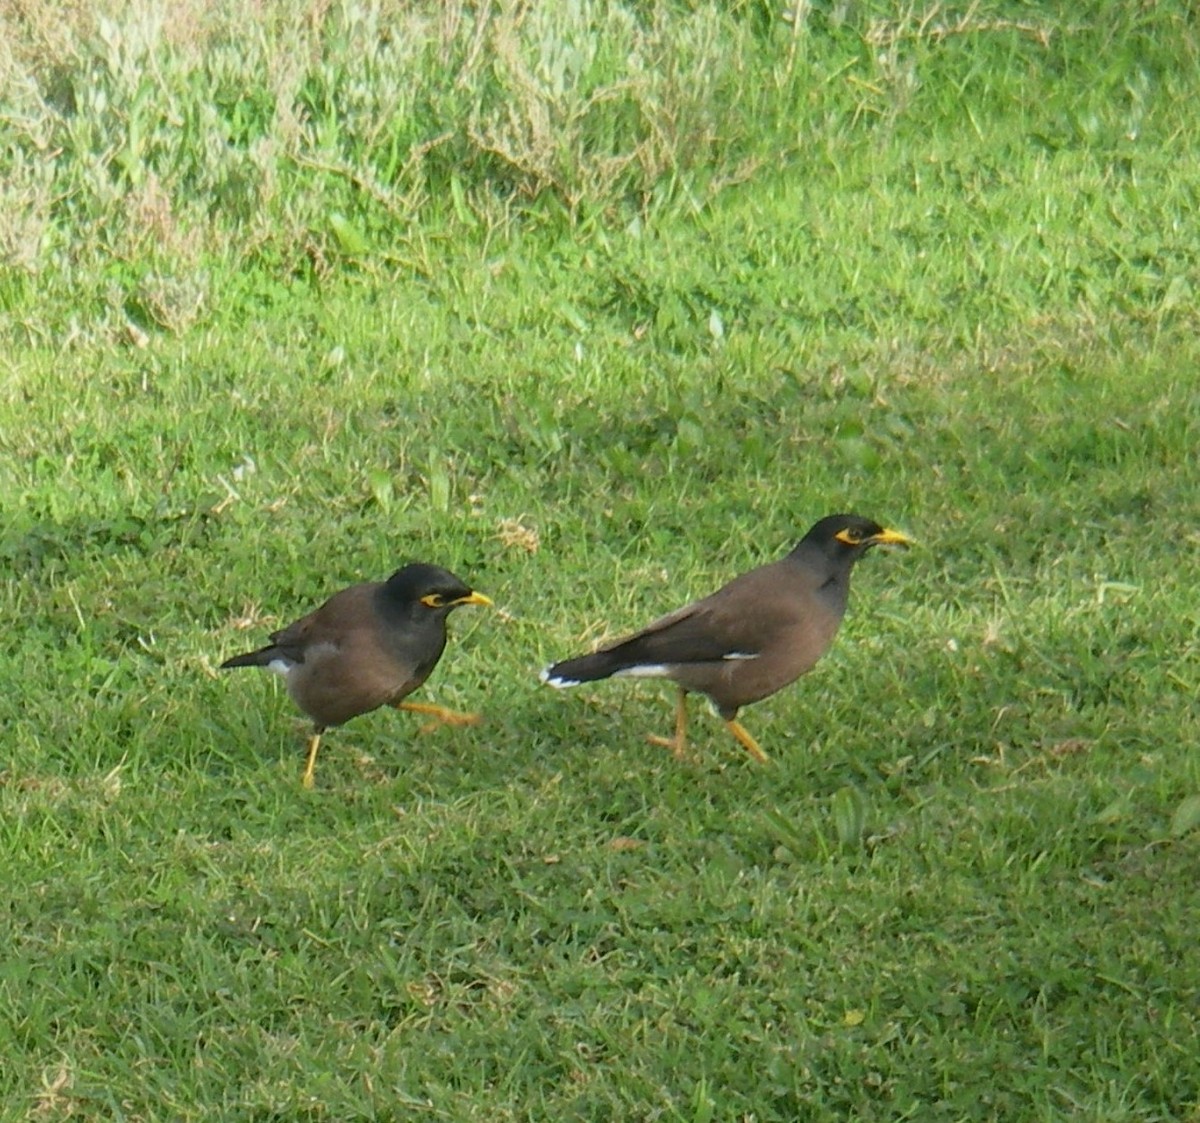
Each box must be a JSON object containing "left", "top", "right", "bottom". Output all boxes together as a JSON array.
[{"left": 540, "top": 667, "right": 580, "bottom": 688}]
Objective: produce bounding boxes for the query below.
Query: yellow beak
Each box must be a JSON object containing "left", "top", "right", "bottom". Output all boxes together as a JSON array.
[
  {"left": 454, "top": 591, "right": 493, "bottom": 608},
  {"left": 869, "top": 528, "right": 913, "bottom": 548}
]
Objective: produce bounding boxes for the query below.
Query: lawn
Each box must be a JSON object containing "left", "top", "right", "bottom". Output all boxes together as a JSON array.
[{"left": 1, "top": 2, "right": 1198, "bottom": 1119}]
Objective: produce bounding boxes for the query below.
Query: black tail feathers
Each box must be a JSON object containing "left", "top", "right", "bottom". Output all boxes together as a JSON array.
[
  {"left": 540, "top": 651, "right": 625, "bottom": 688},
  {"left": 219, "top": 647, "right": 275, "bottom": 670}
]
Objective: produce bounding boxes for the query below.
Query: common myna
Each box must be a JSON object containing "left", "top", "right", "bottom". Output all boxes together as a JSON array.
[
  {"left": 540, "top": 514, "right": 910, "bottom": 763},
  {"left": 220, "top": 563, "right": 491, "bottom": 787}
]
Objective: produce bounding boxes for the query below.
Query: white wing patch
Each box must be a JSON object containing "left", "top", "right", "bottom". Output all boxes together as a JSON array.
[
  {"left": 613, "top": 664, "right": 672, "bottom": 678},
  {"left": 266, "top": 658, "right": 294, "bottom": 677},
  {"left": 722, "top": 651, "right": 760, "bottom": 661}
]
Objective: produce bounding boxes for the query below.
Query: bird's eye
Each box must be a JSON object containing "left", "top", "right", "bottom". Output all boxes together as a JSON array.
[
  {"left": 834, "top": 527, "right": 862, "bottom": 546},
  {"left": 420, "top": 593, "right": 446, "bottom": 608}
]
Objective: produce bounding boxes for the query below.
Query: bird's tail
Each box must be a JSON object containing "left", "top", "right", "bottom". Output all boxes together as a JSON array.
[
  {"left": 219, "top": 647, "right": 275, "bottom": 670},
  {"left": 540, "top": 651, "right": 629, "bottom": 688}
]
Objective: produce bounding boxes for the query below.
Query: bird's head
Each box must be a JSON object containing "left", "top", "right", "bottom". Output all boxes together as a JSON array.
[
  {"left": 799, "top": 514, "right": 912, "bottom": 563},
  {"left": 384, "top": 563, "right": 493, "bottom": 615}
]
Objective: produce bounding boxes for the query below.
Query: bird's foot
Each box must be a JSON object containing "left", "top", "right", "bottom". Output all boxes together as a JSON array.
[
  {"left": 725, "top": 719, "right": 770, "bottom": 764},
  {"left": 300, "top": 730, "right": 323, "bottom": 788},
  {"left": 395, "top": 701, "right": 483, "bottom": 735},
  {"left": 646, "top": 732, "right": 691, "bottom": 761},
  {"left": 647, "top": 689, "right": 692, "bottom": 761}
]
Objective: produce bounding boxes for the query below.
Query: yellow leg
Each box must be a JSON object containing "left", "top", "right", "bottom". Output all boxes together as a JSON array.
[
  {"left": 725, "top": 718, "right": 770, "bottom": 764},
  {"left": 301, "top": 728, "right": 323, "bottom": 789},
  {"left": 394, "top": 700, "right": 482, "bottom": 735},
  {"left": 647, "top": 689, "right": 689, "bottom": 760}
]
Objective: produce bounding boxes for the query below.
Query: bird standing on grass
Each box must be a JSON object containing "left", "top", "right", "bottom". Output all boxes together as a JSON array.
[
  {"left": 220, "top": 563, "right": 491, "bottom": 788},
  {"left": 541, "top": 514, "right": 910, "bottom": 763}
]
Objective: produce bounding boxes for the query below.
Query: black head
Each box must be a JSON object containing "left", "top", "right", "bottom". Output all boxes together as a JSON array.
[
  {"left": 382, "top": 563, "right": 492, "bottom": 614},
  {"left": 793, "top": 514, "right": 912, "bottom": 564}
]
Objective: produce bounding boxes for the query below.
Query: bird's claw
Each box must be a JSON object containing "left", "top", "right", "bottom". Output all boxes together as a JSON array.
[{"left": 646, "top": 732, "right": 691, "bottom": 761}]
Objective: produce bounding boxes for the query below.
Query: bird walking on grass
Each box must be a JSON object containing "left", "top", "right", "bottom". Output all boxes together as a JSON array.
[
  {"left": 220, "top": 563, "right": 491, "bottom": 788},
  {"left": 540, "top": 514, "right": 910, "bottom": 763}
]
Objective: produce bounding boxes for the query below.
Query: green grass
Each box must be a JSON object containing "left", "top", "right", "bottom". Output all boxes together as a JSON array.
[{"left": 2, "top": 2, "right": 1200, "bottom": 1119}]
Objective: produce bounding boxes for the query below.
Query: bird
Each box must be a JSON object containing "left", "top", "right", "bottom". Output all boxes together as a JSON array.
[
  {"left": 540, "top": 514, "right": 910, "bottom": 763},
  {"left": 220, "top": 563, "right": 491, "bottom": 787}
]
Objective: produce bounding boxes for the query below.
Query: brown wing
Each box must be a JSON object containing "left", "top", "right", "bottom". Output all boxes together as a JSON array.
[
  {"left": 598, "top": 562, "right": 798, "bottom": 666},
  {"left": 265, "top": 611, "right": 317, "bottom": 662},
  {"left": 267, "top": 583, "right": 380, "bottom": 663}
]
